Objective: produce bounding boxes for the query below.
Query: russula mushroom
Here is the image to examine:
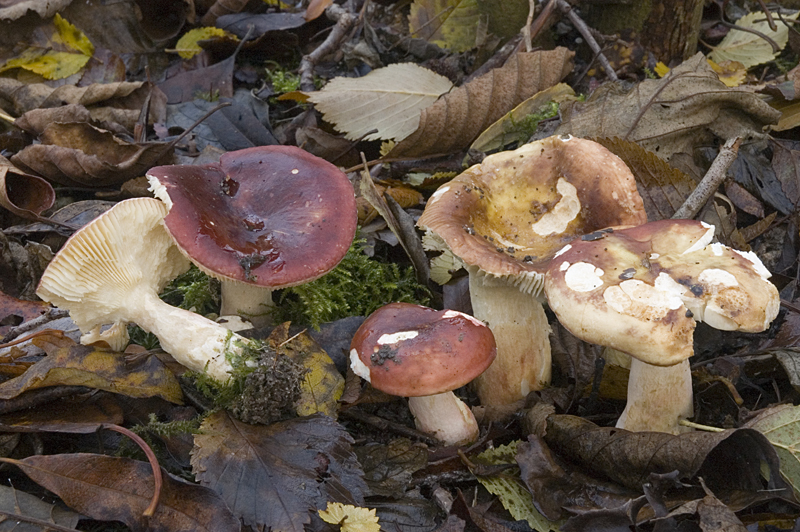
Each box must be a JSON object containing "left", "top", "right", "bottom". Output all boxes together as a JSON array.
[
  {"left": 417, "top": 135, "right": 646, "bottom": 406},
  {"left": 350, "top": 302, "right": 497, "bottom": 446},
  {"left": 36, "top": 197, "right": 250, "bottom": 382},
  {"left": 147, "top": 145, "right": 358, "bottom": 328},
  {"left": 544, "top": 219, "right": 780, "bottom": 434}
]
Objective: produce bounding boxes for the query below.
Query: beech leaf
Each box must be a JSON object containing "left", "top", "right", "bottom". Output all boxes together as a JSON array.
[
  {"left": 745, "top": 404, "right": 800, "bottom": 497},
  {"left": 387, "top": 48, "right": 574, "bottom": 158},
  {"left": 191, "top": 412, "right": 366, "bottom": 531},
  {"left": 307, "top": 63, "right": 453, "bottom": 141},
  {"left": 708, "top": 11, "right": 799, "bottom": 69},
  {"left": 408, "top": 0, "right": 481, "bottom": 53}
]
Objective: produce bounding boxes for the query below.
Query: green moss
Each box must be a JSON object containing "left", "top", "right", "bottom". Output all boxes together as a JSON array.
[
  {"left": 266, "top": 67, "right": 301, "bottom": 93},
  {"left": 273, "top": 240, "right": 430, "bottom": 329},
  {"left": 159, "top": 265, "right": 220, "bottom": 316}
]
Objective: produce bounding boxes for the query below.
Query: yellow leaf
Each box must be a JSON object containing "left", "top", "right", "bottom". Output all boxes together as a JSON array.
[
  {"left": 173, "top": 27, "right": 236, "bottom": 60},
  {"left": 409, "top": 0, "right": 481, "bottom": 52},
  {"left": 707, "top": 58, "right": 747, "bottom": 87},
  {"left": 708, "top": 11, "right": 799, "bottom": 69},
  {"left": 319, "top": 502, "right": 381, "bottom": 532},
  {"left": 654, "top": 61, "right": 670, "bottom": 77},
  {"left": 52, "top": 13, "right": 94, "bottom": 56}
]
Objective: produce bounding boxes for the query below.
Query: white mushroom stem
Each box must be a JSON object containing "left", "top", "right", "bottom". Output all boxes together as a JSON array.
[
  {"left": 408, "top": 392, "right": 480, "bottom": 446},
  {"left": 469, "top": 271, "right": 552, "bottom": 406},
  {"left": 616, "top": 358, "right": 693, "bottom": 435},
  {"left": 219, "top": 280, "right": 274, "bottom": 328}
]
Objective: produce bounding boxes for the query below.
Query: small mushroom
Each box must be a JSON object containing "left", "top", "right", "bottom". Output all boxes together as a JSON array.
[
  {"left": 418, "top": 135, "right": 646, "bottom": 405},
  {"left": 349, "top": 302, "right": 497, "bottom": 446},
  {"left": 36, "top": 197, "right": 250, "bottom": 382},
  {"left": 147, "top": 146, "right": 358, "bottom": 327},
  {"left": 544, "top": 219, "right": 780, "bottom": 434}
]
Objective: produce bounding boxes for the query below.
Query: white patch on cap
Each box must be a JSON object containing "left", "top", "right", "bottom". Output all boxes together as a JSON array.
[
  {"left": 429, "top": 186, "right": 450, "bottom": 204},
  {"left": 350, "top": 349, "right": 372, "bottom": 382},
  {"left": 710, "top": 242, "right": 725, "bottom": 256},
  {"left": 649, "top": 253, "right": 660, "bottom": 260},
  {"left": 377, "top": 331, "right": 419, "bottom": 345},
  {"left": 732, "top": 249, "right": 772, "bottom": 280},
  {"left": 604, "top": 274, "right": 685, "bottom": 317},
  {"left": 564, "top": 262, "right": 605, "bottom": 292},
  {"left": 146, "top": 175, "right": 173, "bottom": 210},
  {"left": 682, "top": 223, "right": 716, "bottom": 255},
  {"left": 530, "top": 178, "right": 581, "bottom": 236},
  {"left": 698, "top": 268, "right": 739, "bottom": 288},
  {"left": 554, "top": 244, "right": 572, "bottom": 259},
  {"left": 559, "top": 260, "right": 570, "bottom": 272},
  {"left": 442, "top": 309, "right": 484, "bottom": 327}
]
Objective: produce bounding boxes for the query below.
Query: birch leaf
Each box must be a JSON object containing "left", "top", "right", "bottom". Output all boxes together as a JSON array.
[
  {"left": 306, "top": 64, "right": 453, "bottom": 142},
  {"left": 708, "top": 11, "right": 799, "bottom": 68},
  {"left": 408, "top": 0, "right": 481, "bottom": 53}
]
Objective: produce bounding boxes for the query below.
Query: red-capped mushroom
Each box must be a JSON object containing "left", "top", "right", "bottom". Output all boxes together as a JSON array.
[
  {"left": 418, "top": 135, "right": 646, "bottom": 406},
  {"left": 350, "top": 302, "right": 497, "bottom": 446},
  {"left": 147, "top": 146, "right": 358, "bottom": 327},
  {"left": 544, "top": 219, "right": 780, "bottom": 434}
]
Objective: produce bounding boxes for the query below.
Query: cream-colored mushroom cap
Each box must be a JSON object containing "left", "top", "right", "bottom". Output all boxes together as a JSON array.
[
  {"left": 418, "top": 135, "right": 647, "bottom": 295},
  {"left": 544, "top": 219, "right": 780, "bottom": 367},
  {"left": 37, "top": 198, "right": 191, "bottom": 350}
]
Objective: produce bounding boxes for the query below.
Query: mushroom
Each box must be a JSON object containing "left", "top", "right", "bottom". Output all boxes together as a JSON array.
[
  {"left": 417, "top": 135, "right": 647, "bottom": 406},
  {"left": 349, "top": 302, "right": 497, "bottom": 446},
  {"left": 544, "top": 219, "right": 780, "bottom": 434},
  {"left": 36, "top": 197, "right": 251, "bottom": 383},
  {"left": 147, "top": 145, "right": 358, "bottom": 328}
]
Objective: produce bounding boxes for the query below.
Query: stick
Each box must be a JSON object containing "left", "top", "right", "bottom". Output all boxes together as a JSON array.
[
  {"left": 672, "top": 137, "right": 741, "bottom": 220},
  {"left": 299, "top": 4, "right": 357, "bottom": 92},
  {"left": 554, "top": 0, "right": 618, "bottom": 82}
]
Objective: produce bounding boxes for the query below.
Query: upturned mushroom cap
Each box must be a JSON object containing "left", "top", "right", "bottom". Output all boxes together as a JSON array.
[
  {"left": 349, "top": 303, "right": 497, "bottom": 397},
  {"left": 418, "top": 135, "right": 647, "bottom": 294},
  {"left": 544, "top": 219, "right": 780, "bottom": 366},
  {"left": 147, "top": 145, "right": 357, "bottom": 288}
]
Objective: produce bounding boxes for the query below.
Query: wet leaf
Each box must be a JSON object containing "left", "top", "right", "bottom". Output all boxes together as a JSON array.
[
  {"left": 408, "top": 0, "right": 481, "bottom": 53},
  {"left": 267, "top": 322, "right": 344, "bottom": 418},
  {"left": 556, "top": 53, "right": 780, "bottom": 161},
  {"left": 13, "top": 454, "right": 240, "bottom": 532},
  {"left": 191, "top": 411, "right": 366, "bottom": 531},
  {"left": 174, "top": 27, "right": 236, "bottom": 59},
  {"left": 770, "top": 138, "right": 800, "bottom": 209},
  {"left": 0, "top": 484, "right": 80, "bottom": 530},
  {"left": 0, "top": 393, "right": 124, "bottom": 433},
  {"left": 354, "top": 438, "right": 428, "bottom": 497},
  {"left": 0, "top": 335, "right": 183, "bottom": 403},
  {"left": 0, "top": 156, "right": 55, "bottom": 222},
  {"left": 708, "top": 11, "right": 799, "bottom": 69},
  {"left": 745, "top": 404, "right": 800, "bottom": 497},
  {"left": 307, "top": 63, "right": 453, "bottom": 142},
  {"left": 158, "top": 44, "right": 239, "bottom": 104},
  {"left": 387, "top": 48, "right": 574, "bottom": 158}
]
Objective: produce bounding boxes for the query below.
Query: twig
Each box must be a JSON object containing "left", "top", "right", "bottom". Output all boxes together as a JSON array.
[
  {"left": 299, "top": 4, "right": 357, "bottom": 92},
  {"left": 553, "top": 0, "right": 618, "bottom": 82},
  {"left": 1, "top": 308, "right": 70, "bottom": 343},
  {"left": 340, "top": 407, "right": 439, "bottom": 446},
  {"left": 522, "top": 0, "right": 536, "bottom": 52},
  {"left": 672, "top": 137, "right": 741, "bottom": 220},
  {"left": 756, "top": 0, "right": 777, "bottom": 31}
]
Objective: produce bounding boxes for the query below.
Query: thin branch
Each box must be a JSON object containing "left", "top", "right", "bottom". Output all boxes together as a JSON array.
[
  {"left": 299, "top": 4, "right": 358, "bottom": 92},
  {"left": 672, "top": 137, "right": 741, "bottom": 220},
  {"left": 553, "top": 0, "right": 618, "bottom": 81},
  {"left": 1, "top": 308, "right": 70, "bottom": 343}
]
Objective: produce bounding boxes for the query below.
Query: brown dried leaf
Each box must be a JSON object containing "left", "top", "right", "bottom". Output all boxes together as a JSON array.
[
  {"left": 724, "top": 180, "right": 765, "bottom": 217},
  {"left": 191, "top": 411, "right": 366, "bottom": 531},
  {"left": 592, "top": 137, "right": 696, "bottom": 220},
  {"left": 386, "top": 48, "right": 574, "bottom": 158},
  {"left": 11, "top": 122, "right": 173, "bottom": 187},
  {"left": 0, "top": 155, "right": 55, "bottom": 222},
  {"left": 354, "top": 438, "right": 428, "bottom": 497},
  {"left": 0, "top": 394, "right": 124, "bottom": 433},
  {"left": 13, "top": 454, "right": 240, "bottom": 532},
  {"left": 0, "top": 290, "right": 49, "bottom": 336}
]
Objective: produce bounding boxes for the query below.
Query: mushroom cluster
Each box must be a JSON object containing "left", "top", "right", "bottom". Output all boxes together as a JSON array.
[
  {"left": 544, "top": 219, "right": 780, "bottom": 434},
  {"left": 418, "top": 135, "right": 647, "bottom": 405},
  {"left": 350, "top": 302, "right": 497, "bottom": 446}
]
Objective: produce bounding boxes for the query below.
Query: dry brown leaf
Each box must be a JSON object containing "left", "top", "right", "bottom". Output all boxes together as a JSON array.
[
  {"left": 386, "top": 48, "right": 574, "bottom": 158},
  {"left": 0, "top": 155, "right": 54, "bottom": 221}
]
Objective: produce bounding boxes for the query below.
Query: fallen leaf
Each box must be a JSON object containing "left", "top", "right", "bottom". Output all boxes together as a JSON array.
[
  {"left": 173, "top": 27, "right": 237, "bottom": 59},
  {"left": 708, "top": 11, "right": 799, "bottom": 69},
  {"left": 319, "top": 502, "right": 381, "bottom": 532},
  {"left": 0, "top": 393, "right": 123, "bottom": 432},
  {"left": 354, "top": 438, "right": 428, "bottom": 497},
  {"left": 408, "top": 0, "right": 481, "bottom": 53},
  {"left": 0, "top": 484, "right": 80, "bottom": 530},
  {"left": 158, "top": 40, "right": 242, "bottom": 104},
  {"left": 745, "top": 404, "right": 800, "bottom": 497},
  {"left": 707, "top": 59, "right": 748, "bottom": 87},
  {"left": 0, "top": 290, "right": 49, "bottom": 336},
  {"left": 0, "top": 156, "right": 54, "bottom": 222},
  {"left": 12, "top": 453, "right": 240, "bottom": 532},
  {"left": 387, "top": 48, "right": 574, "bottom": 158},
  {"left": 307, "top": 63, "right": 453, "bottom": 142},
  {"left": 0, "top": 334, "right": 183, "bottom": 403},
  {"left": 192, "top": 411, "right": 367, "bottom": 531},
  {"left": 556, "top": 53, "right": 780, "bottom": 161}
]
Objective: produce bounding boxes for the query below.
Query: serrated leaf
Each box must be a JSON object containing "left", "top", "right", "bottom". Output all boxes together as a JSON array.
[
  {"left": 745, "top": 404, "right": 800, "bottom": 497},
  {"left": 307, "top": 63, "right": 453, "bottom": 141},
  {"left": 474, "top": 441, "right": 564, "bottom": 532},
  {"left": 708, "top": 11, "right": 799, "bottom": 69},
  {"left": 319, "top": 502, "right": 381, "bottom": 532},
  {"left": 409, "top": 0, "right": 482, "bottom": 53},
  {"left": 174, "top": 27, "right": 236, "bottom": 59}
]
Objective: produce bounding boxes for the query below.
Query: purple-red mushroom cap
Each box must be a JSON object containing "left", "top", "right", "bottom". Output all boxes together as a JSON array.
[
  {"left": 147, "top": 145, "right": 357, "bottom": 288},
  {"left": 349, "top": 303, "right": 497, "bottom": 397}
]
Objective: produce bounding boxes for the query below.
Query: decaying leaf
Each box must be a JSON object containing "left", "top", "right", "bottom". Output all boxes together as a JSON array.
[
  {"left": 307, "top": 63, "right": 453, "bottom": 142},
  {"left": 745, "top": 404, "right": 800, "bottom": 497},
  {"left": 0, "top": 155, "right": 55, "bottom": 222},
  {"left": 319, "top": 502, "right": 381, "bottom": 532},
  {"left": 357, "top": 185, "right": 423, "bottom": 225},
  {"left": 192, "top": 411, "right": 366, "bottom": 532},
  {"left": 387, "top": 48, "right": 574, "bottom": 158},
  {"left": 0, "top": 290, "right": 49, "bottom": 336},
  {"left": 0, "top": 393, "right": 124, "bottom": 432},
  {"left": 556, "top": 53, "right": 780, "bottom": 161},
  {"left": 0, "top": 334, "right": 183, "bottom": 403},
  {"left": 408, "top": 0, "right": 481, "bottom": 53},
  {"left": 354, "top": 438, "right": 428, "bottom": 498},
  {"left": 0, "top": 484, "right": 80, "bottom": 530},
  {"left": 708, "top": 11, "right": 799, "bottom": 69},
  {"left": 707, "top": 59, "right": 748, "bottom": 87},
  {"left": 12, "top": 454, "right": 240, "bottom": 532},
  {"left": 173, "top": 27, "right": 236, "bottom": 59}
]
